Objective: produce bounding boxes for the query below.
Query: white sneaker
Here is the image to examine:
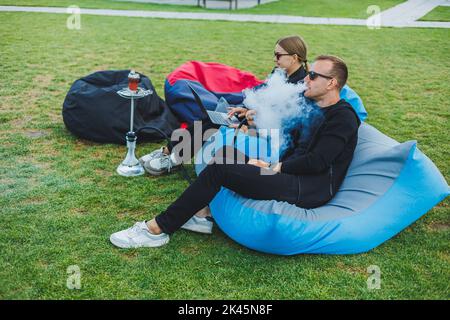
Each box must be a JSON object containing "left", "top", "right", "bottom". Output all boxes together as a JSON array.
[
  {"left": 144, "top": 153, "right": 181, "bottom": 175},
  {"left": 110, "top": 221, "right": 169, "bottom": 248},
  {"left": 181, "top": 216, "right": 213, "bottom": 234},
  {"left": 139, "top": 147, "right": 166, "bottom": 167}
]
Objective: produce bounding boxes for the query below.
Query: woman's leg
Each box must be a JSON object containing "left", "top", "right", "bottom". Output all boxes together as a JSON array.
[
  {"left": 168, "top": 118, "right": 220, "bottom": 163},
  {"left": 144, "top": 119, "right": 220, "bottom": 175}
]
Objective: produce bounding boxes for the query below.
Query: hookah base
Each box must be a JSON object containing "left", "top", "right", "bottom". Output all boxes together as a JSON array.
[{"left": 116, "top": 163, "right": 146, "bottom": 177}]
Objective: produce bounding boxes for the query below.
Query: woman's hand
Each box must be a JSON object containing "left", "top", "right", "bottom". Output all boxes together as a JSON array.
[
  {"left": 247, "top": 158, "right": 270, "bottom": 168},
  {"left": 228, "top": 123, "right": 248, "bottom": 133},
  {"left": 227, "top": 107, "right": 247, "bottom": 119},
  {"left": 245, "top": 109, "right": 256, "bottom": 126}
]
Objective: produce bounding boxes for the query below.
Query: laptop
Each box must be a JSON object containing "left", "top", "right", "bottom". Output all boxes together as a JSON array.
[{"left": 188, "top": 84, "right": 240, "bottom": 126}]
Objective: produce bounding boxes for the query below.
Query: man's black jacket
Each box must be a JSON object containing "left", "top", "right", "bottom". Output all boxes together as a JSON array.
[{"left": 280, "top": 99, "right": 361, "bottom": 208}]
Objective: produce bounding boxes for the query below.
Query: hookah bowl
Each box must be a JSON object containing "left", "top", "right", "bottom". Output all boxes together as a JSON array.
[{"left": 116, "top": 71, "right": 153, "bottom": 177}]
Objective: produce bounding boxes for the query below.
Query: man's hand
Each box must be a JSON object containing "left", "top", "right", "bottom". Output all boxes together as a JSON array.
[
  {"left": 247, "top": 158, "right": 270, "bottom": 168},
  {"left": 247, "top": 159, "right": 282, "bottom": 173},
  {"left": 271, "top": 162, "right": 282, "bottom": 173}
]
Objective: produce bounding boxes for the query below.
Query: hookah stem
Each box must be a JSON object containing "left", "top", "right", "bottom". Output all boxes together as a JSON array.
[
  {"left": 130, "top": 95, "right": 135, "bottom": 133},
  {"left": 135, "top": 126, "right": 193, "bottom": 185}
]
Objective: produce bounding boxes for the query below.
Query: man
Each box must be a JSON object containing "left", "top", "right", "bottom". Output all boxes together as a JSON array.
[{"left": 110, "top": 55, "right": 361, "bottom": 249}]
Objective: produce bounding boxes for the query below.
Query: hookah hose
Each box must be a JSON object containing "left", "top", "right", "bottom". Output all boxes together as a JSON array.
[
  {"left": 136, "top": 115, "right": 249, "bottom": 185},
  {"left": 135, "top": 126, "right": 193, "bottom": 185}
]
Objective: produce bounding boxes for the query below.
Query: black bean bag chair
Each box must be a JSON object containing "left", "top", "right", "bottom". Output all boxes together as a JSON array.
[{"left": 62, "top": 70, "right": 180, "bottom": 144}]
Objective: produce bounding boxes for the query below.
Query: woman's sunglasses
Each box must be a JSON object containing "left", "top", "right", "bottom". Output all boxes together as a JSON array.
[
  {"left": 274, "top": 52, "right": 293, "bottom": 60},
  {"left": 308, "top": 71, "right": 333, "bottom": 81}
]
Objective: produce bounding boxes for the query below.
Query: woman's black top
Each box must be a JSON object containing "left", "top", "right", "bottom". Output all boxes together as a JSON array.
[{"left": 286, "top": 65, "right": 307, "bottom": 84}]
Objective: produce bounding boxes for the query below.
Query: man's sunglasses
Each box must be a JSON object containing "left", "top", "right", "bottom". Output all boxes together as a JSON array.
[
  {"left": 274, "top": 52, "right": 293, "bottom": 60},
  {"left": 308, "top": 71, "right": 333, "bottom": 81}
]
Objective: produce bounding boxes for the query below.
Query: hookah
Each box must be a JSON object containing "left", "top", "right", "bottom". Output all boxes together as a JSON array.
[
  {"left": 115, "top": 70, "right": 193, "bottom": 184},
  {"left": 116, "top": 70, "right": 153, "bottom": 177}
]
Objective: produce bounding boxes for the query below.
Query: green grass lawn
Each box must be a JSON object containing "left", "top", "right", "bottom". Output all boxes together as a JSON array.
[
  {"left": 0, "top": 0, "right": 405, "bottom": 18},
  {"left": 0, "top": 12, "right": 449, "bottom": 299},
  {"left": 419, "top": 6, "right": 450, "bottom": 22}
]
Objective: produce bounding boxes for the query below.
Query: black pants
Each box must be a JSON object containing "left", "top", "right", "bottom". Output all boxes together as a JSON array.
[{"left": 155, "top": 146, "right": 302, "bottom": 235}]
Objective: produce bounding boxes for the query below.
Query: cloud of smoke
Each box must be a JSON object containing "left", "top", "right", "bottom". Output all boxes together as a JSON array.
[{"left": 242, "top": 68, "right": 321, "bottom": 159}]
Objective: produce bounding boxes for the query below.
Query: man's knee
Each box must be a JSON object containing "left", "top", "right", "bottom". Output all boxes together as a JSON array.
[{"left": 203, "top": 162, "right": 229, "bottom": 181}]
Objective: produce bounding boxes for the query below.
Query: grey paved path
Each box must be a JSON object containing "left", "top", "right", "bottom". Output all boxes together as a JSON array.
[
  {"left": 372, "top": 0, "right": 449, "bottom": 26},
  {"left": 1, "top": 0, "right": 449, "bottom": 28},
  {"left": 116, "top": 0, "right": 277, "bottom": 10}
]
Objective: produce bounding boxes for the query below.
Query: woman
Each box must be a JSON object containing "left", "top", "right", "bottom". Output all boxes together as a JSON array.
[
  {"left": 110, "top": 36, "right": 324, "bottom": 248},
  {"left": 141, "top": 35, "right": 309, "bottom": 175}
]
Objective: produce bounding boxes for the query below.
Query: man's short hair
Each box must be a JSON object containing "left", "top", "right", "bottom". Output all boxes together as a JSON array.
[{"left": 315, "top": 55, "right": 348, "bottom": 90}]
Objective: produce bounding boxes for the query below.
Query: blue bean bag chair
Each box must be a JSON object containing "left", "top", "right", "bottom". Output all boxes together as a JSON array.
[{"left": 194, "top": 124, "right": 449, "bottom": 255}]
